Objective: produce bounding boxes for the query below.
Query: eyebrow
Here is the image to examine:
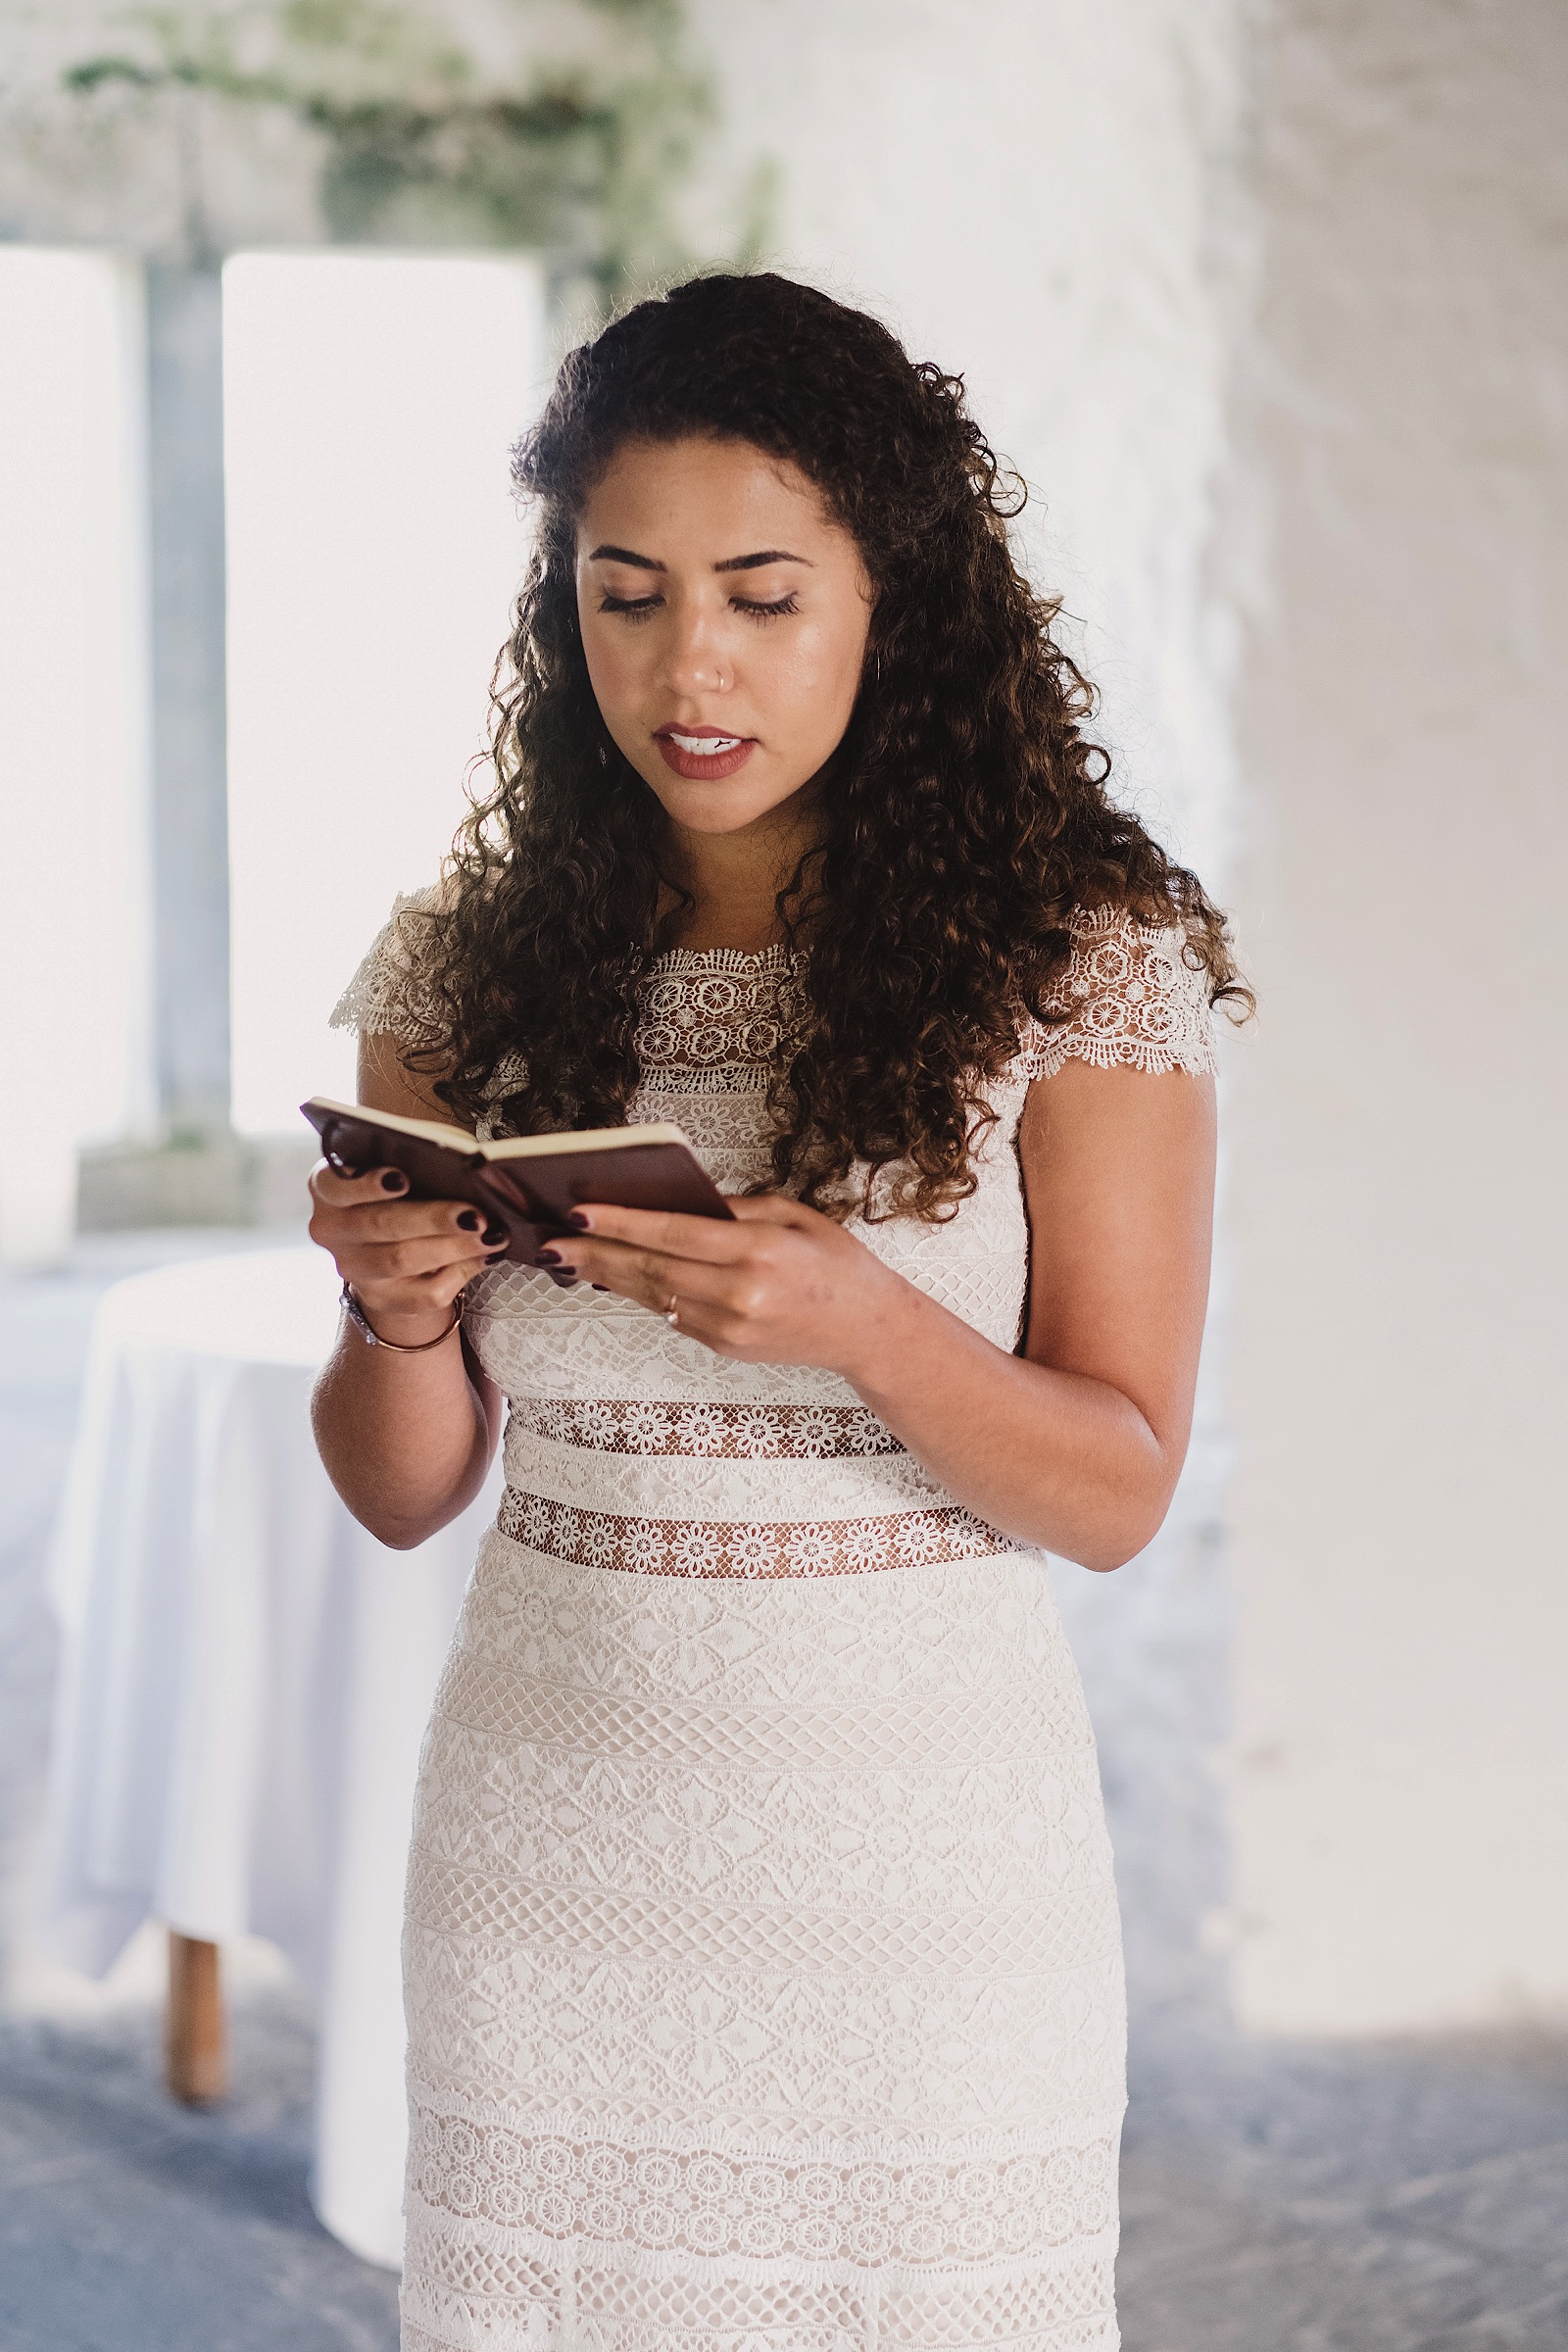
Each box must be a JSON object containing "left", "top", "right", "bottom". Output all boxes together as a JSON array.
[{"left": 587, "top": 544, "right": 813, "bottom": 573}]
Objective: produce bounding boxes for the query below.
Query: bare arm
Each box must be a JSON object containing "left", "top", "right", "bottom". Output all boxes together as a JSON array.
[
  {"left": 552, "top": 1059, "right": 1216, "bottom": 1572},
  {"left": 848, "top": 1061, "right": 1216, "bottom": 1567},
  {"left": 307, "top": 1032, "right": 507, "bottom": 1548}
]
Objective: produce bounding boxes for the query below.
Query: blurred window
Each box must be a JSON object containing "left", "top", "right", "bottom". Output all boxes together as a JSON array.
[
  {"left": 0, "top": 248, "right": 152, "bottom": 1263},
  {"left": 222, "top": 253, "right": 547, "bottom": 1133}
]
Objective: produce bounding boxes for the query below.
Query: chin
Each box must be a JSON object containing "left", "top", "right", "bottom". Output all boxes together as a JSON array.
[
  {"left": 678, "top": 800, "right": 784, "bottom": 836},
  {"left": 648, "top": 778, "right": 806, "bottom": 835}
]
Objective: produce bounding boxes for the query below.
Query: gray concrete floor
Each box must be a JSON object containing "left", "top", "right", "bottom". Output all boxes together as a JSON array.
[
  {"left": 0, "top": 1984, "right": 398, "bottom": 2351},
  {"left": 1120, "top": 2029, "right": 1568, "bottom": 2351},
  {"left": 2, "top": 1233, "right": 1564, "bottom": 2350}
]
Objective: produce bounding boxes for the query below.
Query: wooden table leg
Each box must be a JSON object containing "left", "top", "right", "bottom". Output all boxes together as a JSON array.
[{"left": 166, "top": 1932, "right": 227, "bottom": 2104}]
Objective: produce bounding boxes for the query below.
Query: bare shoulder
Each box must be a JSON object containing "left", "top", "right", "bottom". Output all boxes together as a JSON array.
[
  {"left": 1016, "top": 1057, "right": 1216, "bottom": 1424},
  {"left": 344, "top": 871, "right": 489, "bottom": 1125},
  {"left": 1018, "top": 1054, "right": 1216, "bottom": 1168},
  {"left": 357, "top": 1030, "right": 454, "bottom": 1123}
]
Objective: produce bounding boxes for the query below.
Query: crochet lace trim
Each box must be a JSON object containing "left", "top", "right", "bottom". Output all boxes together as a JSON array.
[
  {"left": 406, "top": 2095, "right": 1120, "bottom": 2276},
  {"left": 331, "top": 895, "right": 1217, "bottom": 1086}
]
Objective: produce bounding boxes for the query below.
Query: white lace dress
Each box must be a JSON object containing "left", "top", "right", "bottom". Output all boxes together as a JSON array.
[{"left": 332, "top": 906, "right": 1217, "bottom": 2352}]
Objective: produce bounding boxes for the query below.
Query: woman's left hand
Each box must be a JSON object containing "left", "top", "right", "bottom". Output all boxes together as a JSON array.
[{"left": 545, "top": 1195, "right": 908, "bottom": 1375}]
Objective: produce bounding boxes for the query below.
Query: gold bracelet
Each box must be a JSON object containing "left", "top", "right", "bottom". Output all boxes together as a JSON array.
[{"left": 341, "top": 1279, "right": 463, "bottom": 1352}]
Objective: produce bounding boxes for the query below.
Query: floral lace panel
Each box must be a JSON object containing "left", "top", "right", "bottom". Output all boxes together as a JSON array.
[
  {"left": 1016, "top": 907, "right": 1217, "bottom": 1080},
  {"left": 412, "top": 1734, "right": 1113, "bottom": 1923},
  {"left": 405, "top": 1921, "right": 1124, "bottom": 2139},
  {"left": 408, "top": 2105, "right": 1117, "bottom": 2273},
  {"left": 497, "top": 1490, "right": 1013, "bottom": 1581},
  {"left": 457, "top": 1544, "right": 1080, "bottom": 1705},
  {"left": 633, "top": 949, "right": 809, "bottom": 1097},
  {"left": 508, "top": 1397, "right": 905, "bottom": 1461}
]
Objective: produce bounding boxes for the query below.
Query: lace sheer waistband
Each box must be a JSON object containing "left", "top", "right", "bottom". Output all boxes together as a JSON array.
[
  {"left": 507, "top": 1396, "right": 906, "bottom": 1460},
  {"left": 496, "top": 1487, "right": 1014, "bottom": 1581}
]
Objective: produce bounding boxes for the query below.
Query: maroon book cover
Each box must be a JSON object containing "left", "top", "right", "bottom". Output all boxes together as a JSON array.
[{"left": 301, "top": 1098, "right": 733, "bottom": 1263}]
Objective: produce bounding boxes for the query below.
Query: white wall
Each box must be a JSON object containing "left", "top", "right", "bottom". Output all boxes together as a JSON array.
[
  {"left": 0, "top": 248, "right": 153, "bottom": 1265},
  {"left": 223, "top": 252, "right": 548, "bottom": 1134},
  {"left": 689, "top": 0, "right": 1246, "bottom": 888},
  {"left": 1224, "top": 0, "right": 1568, "bottom": 2031}
]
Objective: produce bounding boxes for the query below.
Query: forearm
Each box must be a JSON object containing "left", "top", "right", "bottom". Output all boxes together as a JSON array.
[
  {"left": 311, "top": 1324, "right": 499, "bottom": 1548},
  {"left": 844, "top": 1279, "right": 1179, "bottom": 1571}
]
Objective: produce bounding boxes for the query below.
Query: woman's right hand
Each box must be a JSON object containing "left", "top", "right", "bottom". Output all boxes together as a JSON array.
[{"left": 307, "top": 1161, "right": 510, "bottom": 1346}]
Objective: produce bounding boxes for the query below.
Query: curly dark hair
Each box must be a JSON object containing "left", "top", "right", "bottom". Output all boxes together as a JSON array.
[{"left": 416, "top": 270, "right": 1248, "bottom": 1219}]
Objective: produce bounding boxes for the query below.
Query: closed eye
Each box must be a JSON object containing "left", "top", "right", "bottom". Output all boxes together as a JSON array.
[
  {"left": 598, "top": 589, "right": 800, "bottom": 623},
  {"left": 732, "top": 593, "right": 799, "bottom": 620}
]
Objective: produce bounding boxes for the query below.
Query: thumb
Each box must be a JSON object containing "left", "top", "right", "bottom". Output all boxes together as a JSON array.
[{"left": 724, "top": 1192, "right": 819, "bottom": 1229}]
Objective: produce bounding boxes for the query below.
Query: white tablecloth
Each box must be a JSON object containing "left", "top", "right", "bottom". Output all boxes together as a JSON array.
[{"left": 44, "top": 1247, "right": 499, "bottom": 2268}]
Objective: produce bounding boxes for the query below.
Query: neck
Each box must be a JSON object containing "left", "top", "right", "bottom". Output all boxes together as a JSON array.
[{"left": 660, "top": 792, "right": 822, "bottom": 955}]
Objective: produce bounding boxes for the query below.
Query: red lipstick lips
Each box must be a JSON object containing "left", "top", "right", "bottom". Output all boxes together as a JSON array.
[{"left": 654, "top": 723, "right": 756, "bottom": 781}]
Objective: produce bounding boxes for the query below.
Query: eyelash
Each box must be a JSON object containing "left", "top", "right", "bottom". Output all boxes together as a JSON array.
[{"left": 597, "top": 592, "right": 800, "bottom": 624}]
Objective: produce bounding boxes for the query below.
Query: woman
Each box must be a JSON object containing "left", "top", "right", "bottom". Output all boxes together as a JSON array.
[{"left": 312, "top": 271, "right": 1243, "bottom": 2352}]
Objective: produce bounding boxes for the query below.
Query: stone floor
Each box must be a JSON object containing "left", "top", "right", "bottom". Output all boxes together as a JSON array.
[{"left": 1, "top": 1233, "right": 1565, "bottom": 2350}]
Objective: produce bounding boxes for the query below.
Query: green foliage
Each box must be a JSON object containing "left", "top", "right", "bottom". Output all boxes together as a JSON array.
[{"left": 63, "top": 0, "right": 734, "bottom": 305}]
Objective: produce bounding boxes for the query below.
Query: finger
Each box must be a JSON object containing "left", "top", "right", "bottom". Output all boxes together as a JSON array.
[
  {"left": 722, "top": 1193, "right": 823, "bottom": 1229},
  {"left": 534, "top": 1239, "right": 759, "bottom": 1350},
  {"left": 415, "top": 1251, "right": 497, "bottom": 1300},
  {"left": 310, "top": 1183, "right": 509, "bottom": 1250},
  {"left": 552, "top": 1235, "right": 755, "bottom": 1316},
  {"left": 310, "top": 1157, "right": 417, "bottom": 1206},
  {"left": 342, "top": 1246, "right": 502, "bottom": 1318},
  {"left": 310, "top": 1159, "right": 508, "bottom": 1244},
  {"left": 368, "top": 1253, "right": 497, "bottom": 1315},
  {"left": 568, "top": 1201, "right": 760, "bottom": 1263},
  {"left": 342, "top": 1231, "right": 506, "bottom": 1285}
]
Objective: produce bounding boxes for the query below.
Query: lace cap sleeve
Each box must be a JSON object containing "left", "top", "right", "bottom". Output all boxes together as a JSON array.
[
  {"left": 1016, "top": 905, "right": 1218, "bottom": 1081},
  {"left": 329, "top": 886, "right": 445, "bottom": 1045}
]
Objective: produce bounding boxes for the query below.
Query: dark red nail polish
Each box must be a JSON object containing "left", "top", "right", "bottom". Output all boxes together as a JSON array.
[
  {"left": 549, "top": 1269, "right": 577, "bottom": 1287},
  {"left": 535, "top": 1248, "right": 563, "bottom": 1266},
  {"left": 591, "top": 1283, "right": 609, "bottom": 1293},
  {"left": 380, "top": 1169, "right": 409, "bottom": 1193},
  {"left": 485, "top": 1248, "right": 508, "bottom": 1262},
  {"left": 566, "top": 1210, "right": 591, "bottom": 1232},
  {"left": 457, "top": 1208, "right": 481, "bottom": 1231},
  {"left": 481, "top": 1224, "right": 507, "bottom": 1246}
]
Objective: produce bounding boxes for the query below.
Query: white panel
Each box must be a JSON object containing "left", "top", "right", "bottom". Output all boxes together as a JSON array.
[
  {"left": 0, "top": 248, "right": 153, "bottom": 1265},
  {"left": 222, "top": 252, "right": 548, "bottom": 1135}
]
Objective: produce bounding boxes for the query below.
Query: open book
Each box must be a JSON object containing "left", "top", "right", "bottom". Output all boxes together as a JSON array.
[{"left": 301, "top": 1098, "right": 733, "bottom": 1261}]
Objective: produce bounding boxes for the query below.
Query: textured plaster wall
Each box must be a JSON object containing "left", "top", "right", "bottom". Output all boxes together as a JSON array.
[{"left": 1224, "top": 0, "right": 1568, "bottom": 2031}]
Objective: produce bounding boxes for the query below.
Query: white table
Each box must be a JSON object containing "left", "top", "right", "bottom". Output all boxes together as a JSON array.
[{"left": 44, "top": 1247, "right": 499, "bottom": 2268}]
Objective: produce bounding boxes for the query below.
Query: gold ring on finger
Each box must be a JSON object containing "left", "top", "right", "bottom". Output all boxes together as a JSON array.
[{"left": 664, "top": 1293, "right": 680, "bottom": 1328}]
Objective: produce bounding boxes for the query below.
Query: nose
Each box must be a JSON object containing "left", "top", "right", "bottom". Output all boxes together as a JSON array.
[{"left": 662, "top": 599, "right": 731, "bottom": 697}]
